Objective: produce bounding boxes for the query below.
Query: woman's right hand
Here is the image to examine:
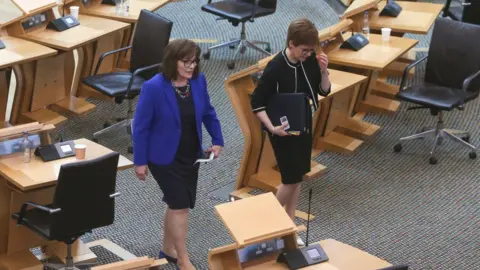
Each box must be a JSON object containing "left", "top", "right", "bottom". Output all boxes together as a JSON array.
[
  {"left": 135, "top": 165, "right": 148, "bottom": 181},
  {"left": 272, "top": 122, "right": 290, "bottom": 137}
]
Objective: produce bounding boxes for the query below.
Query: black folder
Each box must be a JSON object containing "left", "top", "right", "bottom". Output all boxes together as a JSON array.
[{"left": 266, "top": 93, "right": 310, "bottom": 134}]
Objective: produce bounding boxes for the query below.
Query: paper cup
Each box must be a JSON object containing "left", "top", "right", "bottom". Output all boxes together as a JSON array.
[
  {"left": 75, "top": 144, "right": 86, "bottom": 160},
  {"left": 70, "top": 6, "right": 79, "bottom": 20},
  {"left": 381, "top": 28, "right": 392, "bottom": 42}
]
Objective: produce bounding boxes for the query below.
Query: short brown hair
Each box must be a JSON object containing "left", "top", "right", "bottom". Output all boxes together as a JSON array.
[
  {"left": 286, "top": 18, "right": 319, "bottom": 47},
  {"left": 162, "top": 39, "right": 201, "bottom": 81}
]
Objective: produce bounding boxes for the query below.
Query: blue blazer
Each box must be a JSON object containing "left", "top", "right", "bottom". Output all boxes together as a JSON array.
[{"left": 133, "top": 73, "right": 224, "bottom": 166}]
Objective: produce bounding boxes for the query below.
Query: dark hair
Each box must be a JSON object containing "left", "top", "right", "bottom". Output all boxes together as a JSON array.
[
  {"left": 162, "top": 39, "right": 201, "bottom": 81},
  {"left": 286, "top": 18, "right": 319, "bottom": 47}
]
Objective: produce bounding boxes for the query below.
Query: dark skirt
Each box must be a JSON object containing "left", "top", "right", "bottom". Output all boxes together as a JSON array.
[
  {"left": 148, "top": 161, "right": 200, "bottom": 210},
  {"left": 268, "top": 106, "right": 313, "bottom": 185}
]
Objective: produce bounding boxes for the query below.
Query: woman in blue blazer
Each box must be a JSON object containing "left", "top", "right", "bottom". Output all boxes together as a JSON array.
[{"left": 133, "top": 39, "right": 223, "bottom": 270}]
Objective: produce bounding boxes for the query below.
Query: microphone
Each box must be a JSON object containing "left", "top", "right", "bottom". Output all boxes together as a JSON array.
[
  {"left": 305, "top": 188, "right": 313, "bottom": 246},
  {"left": 277, "top": 187, "right": 329, "bottom": 269}
]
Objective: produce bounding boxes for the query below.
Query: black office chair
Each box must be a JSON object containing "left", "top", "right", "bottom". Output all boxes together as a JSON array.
[
  {"left": 443, "top": 0, "right": 479, "bottom": 25},
  {"left": 82, "top": 10, "right": 173, "bottom": 153},
  {"left": 393, "top": 18, "right": 480, "bottom": 165},
  {"left": 12, "top": 152, "right": 120, "bottom": 270},
  {"left": 201, "top": 0, "right": 276, "bottom": 69}
]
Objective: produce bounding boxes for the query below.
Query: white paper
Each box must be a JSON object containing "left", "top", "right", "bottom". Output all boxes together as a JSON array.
[{"left": 194, "top": 152, "right": 214, "bottom": 164}]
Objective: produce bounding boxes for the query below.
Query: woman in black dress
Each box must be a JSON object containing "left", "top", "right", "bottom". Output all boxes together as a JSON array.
[
  {"left": 251, "top": 18, "right": 331, "bottom": 245},
  {"left": 133, "top": 39, "right": 224, "bottom": 270}
]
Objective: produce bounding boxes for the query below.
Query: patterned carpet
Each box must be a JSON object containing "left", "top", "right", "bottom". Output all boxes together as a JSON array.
[{"left": 50, "top": 0, "right": 479, "bottom": 269}]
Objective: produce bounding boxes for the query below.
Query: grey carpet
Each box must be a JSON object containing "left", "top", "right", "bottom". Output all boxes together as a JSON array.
[{"left": 50, "top": 0, "right": 479, "bottom": 269}]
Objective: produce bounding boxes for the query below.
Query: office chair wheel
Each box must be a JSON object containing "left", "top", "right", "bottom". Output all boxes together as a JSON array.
[
  {"left": 128, "top": 146, "right": 133, "bottom": 154},
  {"left": 393, "top": 143, "right": 402, "bottom": 153},
  {"left": 202, "top": 51, "right": 210, "bottom": 60},
  {"left": 429, "top": 157, "right": 438, "bottom": 165},
  {"left": 266, "top": 46, "right": 271, "bottom": 53},
  {"left": 469, "top": 152, "right": 477, "bottom": 159},
  {"left": 462, "top": 136, "right": 470, "bottom": 143},
  {"left": 103, "top": 122, "right": 110, "bottom": 128},
  {"left": 227, "top": 60, "right": 235, "bottom": 70}
]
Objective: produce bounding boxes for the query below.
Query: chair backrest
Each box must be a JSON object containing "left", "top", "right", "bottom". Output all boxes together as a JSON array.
[
  {"left": 463, "top": 0, "right": 480, "bottom": 25},
  {"left": 49, "top": 152, "right": 120, "bottom": 240},
  {"left": 241, "top": 0, "right": 277, "bottom": 9},
  {"left": 130, "top": 10, "right": 173, "bottom": 80},
  {"left": 425, "top": 18, "right": 480, "bottom": 92}
]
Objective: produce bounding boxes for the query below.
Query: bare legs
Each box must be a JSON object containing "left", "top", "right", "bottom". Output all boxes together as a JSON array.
[
  {"left": 163, "top": 208, "right": 195, "bottom": 270},
  {"left": 276, "top": 182, "right": 301, "bottom": 221}
]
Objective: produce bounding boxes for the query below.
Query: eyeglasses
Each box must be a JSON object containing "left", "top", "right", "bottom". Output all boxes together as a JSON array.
[
  {"left": 301, "top": 48, "right": 315, "bottom": 56},
  {"left": 181, "top": 58, "right": 200, "bottom": 68}
]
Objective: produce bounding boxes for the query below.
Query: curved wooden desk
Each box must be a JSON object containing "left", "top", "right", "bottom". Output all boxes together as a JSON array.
[
  {"left": 226, "top": 55, "right": 371, "bottom": 199},
  {"left": 6, "top": 10, "right": 130, "bottom": 125},
  {"left": 0, "top": 138, "right": 133, "bottom": 270}
]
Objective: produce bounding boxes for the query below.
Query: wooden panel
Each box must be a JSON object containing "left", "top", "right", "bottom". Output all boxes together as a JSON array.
[
  {"left": 208, "top": 244, "right": 241, "bottom": 270},
  {"left": 7, "top": 186, "right": 56, "bottom": 253},
  {"left": 0, "top": 180, "right": 12, "bottom": 253},
  {"left": 0, "top": 36, "right": 56, "bottom": 70},
  {"left": 0, "top": 122, "right": 44, "bottom": 138},
  {"left": 0, "top": 250, "right": 43, "bottom": 270},
  {"left": 22, "top": 108, "right": 67, "bottom": 126},
  {"left": 31, "top": 53, "right": 66, "bottom": 111},
  {"left": 215, "top": 193, "right": 296, "bottom": 247},
  {"left": 359, "top": 95, "right": 400, "bottom": 115},
  {"left": 12, "top": 0, "right": 57, "bottom": 14},
  {"left": 342, "top": 0, "right": 379, "bottom": 18},
  {"left": 0, "top": 0, "right": 24, "bottom": 28},
  {"left": 49, "top": 96, "right": 96, "bottom": 116},
  {"left": 45, "top": 240, "right": 96, "bottom": 264}
]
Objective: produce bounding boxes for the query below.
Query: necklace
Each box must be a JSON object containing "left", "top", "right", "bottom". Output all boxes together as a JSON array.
[{"left": 172, "top": 81, "right": 191, "bottom": 99}]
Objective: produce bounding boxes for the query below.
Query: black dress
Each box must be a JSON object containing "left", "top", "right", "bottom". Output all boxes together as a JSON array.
[
  {"left": 251, "top": 49, "right": 330, "bottom": 185},
  {"left": 148, "top": 84, "right": 200, "bottom": 210}
]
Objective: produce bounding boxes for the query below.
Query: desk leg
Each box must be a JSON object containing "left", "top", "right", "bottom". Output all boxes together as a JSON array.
[
  {"left": 356, "top": 70, "right": 400, "bottom": 115},
  {"left": 315, "top": 85, "right": 380, "bottom": 154},
  {"left": 0, "top": 179, "right": 12, "bottom": 254},
  {"left": 44, "top": 239, "right": 97, "bottom": 264},
  {"left": 0, "top": 70, "right": 9, "bottom": 122}
]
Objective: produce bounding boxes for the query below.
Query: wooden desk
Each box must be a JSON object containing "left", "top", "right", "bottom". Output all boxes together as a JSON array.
[
  {"left": 0, "top": 138, "right": 133, "bottom": 269},
  {"left": 325, "top": 32, "right": 417, "bottom": 115},
  {"left": 67, "top": 0, "right": 172, "bottom": 71},
  {"left": 209, "top": 195, "right": 392, "bottom": 270},
  {"left": 7, "top": 13, "right": 129, "bottom": 125},
  {"left": 369, "top": 1, "right": 444, "bottom": 35},
  {"left": 0, "top": 36, "right": 57, "bottom": 123}
]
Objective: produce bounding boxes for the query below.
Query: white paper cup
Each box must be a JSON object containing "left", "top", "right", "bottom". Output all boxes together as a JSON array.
[
  {"left": 381, "top": 28, "right": 392, "bottom": 42},
  {"left": 70, "top": 6, "right": 79, "bottom": 20},
  {"left": 74, "top": 144, "right": 87, "bottom": 160}
]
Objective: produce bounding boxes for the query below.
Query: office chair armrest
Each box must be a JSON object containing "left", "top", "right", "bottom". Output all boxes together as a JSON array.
[
  {"left": 250, "top": 0, "right": 261, "bottom": 22},
  {"left": 399, "top": 55, "right": 428, "bottom": 91},
  {"left": 110, "top": 192, "right": 121, "bottom": 198},
  {"left": 462, "top": 69, "right": 480, "bottom": 92},
  {"left": 125, "top": 63, "right": 163, "bottom": 95},
  {"left": 94, "top": 46, "right": 133, "bottom": 75},
  {"left": 17, "top": 202, "right": 61, "bottom": 226}
]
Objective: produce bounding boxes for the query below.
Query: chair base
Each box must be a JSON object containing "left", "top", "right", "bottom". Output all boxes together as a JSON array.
[
  {"left": 393, "top": 112, "right": 477, "bottom": 164},
  {"left": 203, "top": 22, "right": 272, "bottom": 69},
  {"left": 93, "top": 99, "right": 134, "bottom": 153},
  {"left": 44, "top": 243, "right": 96, "bottom": 270}
]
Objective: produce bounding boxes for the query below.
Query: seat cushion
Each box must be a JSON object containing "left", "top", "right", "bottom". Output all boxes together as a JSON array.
[
  {"left": 12, "top": 207, "right": 52, "bottom": 240},
  {"left": 82, "top": 72, "right": 146, "bottom": 98},
  {"left": 396, "top": 82, "right": 479, "bottom": 110},
  {"left": 201, "top": 1, "right": 275, "bottom": 23}
]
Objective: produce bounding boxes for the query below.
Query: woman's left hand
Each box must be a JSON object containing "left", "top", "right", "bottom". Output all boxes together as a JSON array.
[
  {"left": 207, "top": 145, "right": 223, "bottom": 158},
  {"left": 316, "top": 52, "right": 329, "bottom": 72}
]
